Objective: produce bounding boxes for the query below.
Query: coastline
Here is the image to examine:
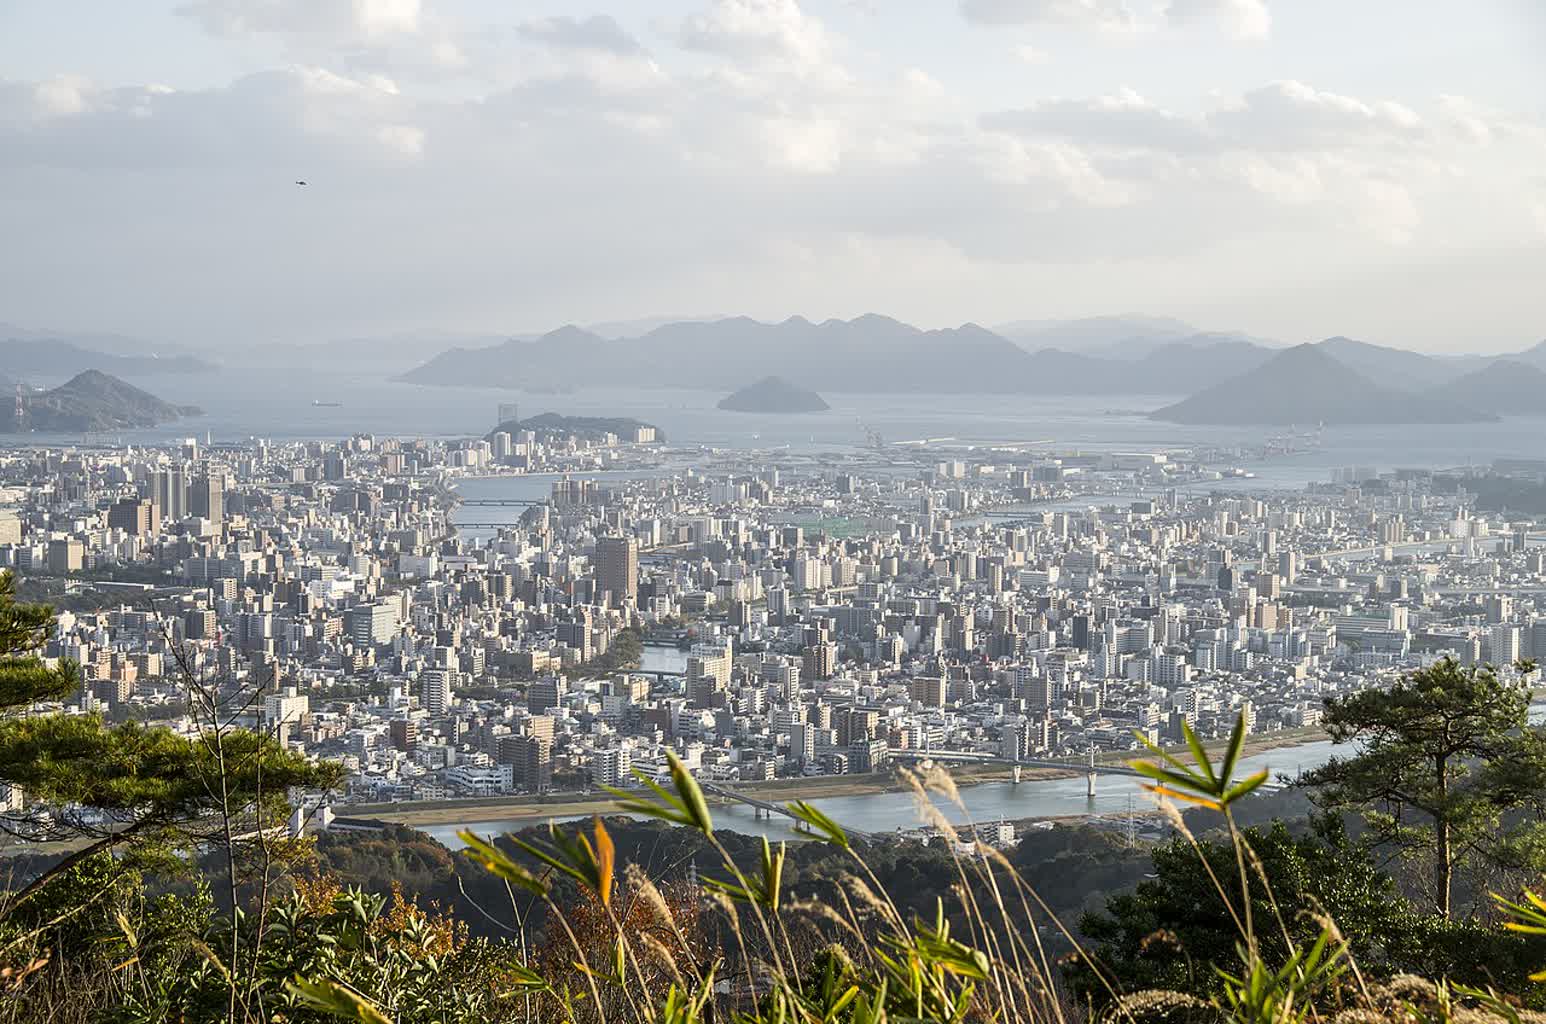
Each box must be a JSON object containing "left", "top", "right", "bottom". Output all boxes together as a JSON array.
[{"left": 352, "top": 727, "right": 1328, "bottom": 830}]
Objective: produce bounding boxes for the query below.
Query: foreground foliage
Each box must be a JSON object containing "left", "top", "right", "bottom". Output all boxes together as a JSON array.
[{"left": 4, "top": 579, "right": 1546, "bottom": 1023}]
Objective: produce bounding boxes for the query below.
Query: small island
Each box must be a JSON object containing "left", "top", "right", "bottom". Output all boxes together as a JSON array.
[
  {"left": 0, "top": 370, "right": 203, "bottom": 432},
  {"left": 717, "top": 376, "right": 830, "bottom": 413}
]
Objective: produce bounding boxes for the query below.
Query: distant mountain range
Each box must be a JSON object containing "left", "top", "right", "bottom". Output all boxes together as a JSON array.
[
  {"left": 400, "top": 313, "right": 1543, "bottom": 414},
  {"left": 0, "top": 337, "right": 215, "bottom": 380},
  {"left": 4, "top": 314, "right": 1542, "bottom": 426},
  {"left": 399, "top": 314, "right": 1300, "bottom": 395},
  {"left": 0, "top": 371, "right": 202, "bottom": 432},
  {"left": 1150, "top": 344, "right": 1497, "bottom": 425}
]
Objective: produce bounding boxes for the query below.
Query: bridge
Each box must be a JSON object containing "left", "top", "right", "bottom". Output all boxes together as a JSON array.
[
  {"left": 699, "top": 782, "right": 876, "bottom": 842},
  {"left": 891, "top": 747, "right": 1138, "bottom": 797},
  {"left": 455, "top": 498, "right": 549, "bottom": 507},
  {"left": 891, "top": 748, "right": 1283, "bottom": 797}
]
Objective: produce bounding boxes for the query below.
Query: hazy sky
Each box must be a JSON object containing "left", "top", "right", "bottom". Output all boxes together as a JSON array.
[{"left": 3, "top": 0, "right": 1543, "bottom": 352}]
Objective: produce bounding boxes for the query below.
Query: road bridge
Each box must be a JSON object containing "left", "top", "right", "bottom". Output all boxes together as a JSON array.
[
  {"left": 455, "top": 499, "right": 549, "bottom": 507},
  {"left": 698, "top": 782, "right": 876, "bottom": 842},
  {"left": 891, "top": 748, "right": 1283, "bottom": 796}
]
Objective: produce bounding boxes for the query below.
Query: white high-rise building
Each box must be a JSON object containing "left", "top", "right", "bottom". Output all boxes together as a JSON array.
[{"left": 420, "top": 669, "right": 456, "bottom": 716}]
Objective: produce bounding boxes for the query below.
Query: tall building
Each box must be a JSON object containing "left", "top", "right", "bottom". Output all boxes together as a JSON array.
[
  {"left": 802, "top": 642, "right": 836, "bottom": 681},
  {"left": 389, "top": 718, "right": 419, "bottom": 753},
  {"left": 590, "top": 745, "right": 632, "bottom": 787},
  {"left": 47, "top": 538, "right": 83, "bottom": 574},
  {"left": 152, "top": 468, "right": 189, "bottom": 522},
  {"left": 687, "top": 641, "right": 733, "bottom": 708},
  {"left": 1490, "top": 625, "right": 1521, "bottom": 667},
  {"left": 108, "top": 497, "right": 158, "bottom": 536},
  {"left": 500, "top": 719, "right": 554, "bottom": 792},
  {"left": 191, "top": 473, "right": 225, "bottom": 527},
  {"left": 420, "top": 669, "right": 455, "bottom": 716},
  {"left": 346, "top": 602, "right": 398, "bottom": 647},
  {"left": 596, "top": 535, "right": 638, "bottom": 609}
]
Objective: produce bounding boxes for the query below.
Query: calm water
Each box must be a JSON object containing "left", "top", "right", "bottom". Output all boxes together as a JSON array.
[
  {"left": 18, "top": 367, "right": 1546, "bottom": 490},
  {"left": 421, "top": 738, "right": 1346, "bottom": 849}
]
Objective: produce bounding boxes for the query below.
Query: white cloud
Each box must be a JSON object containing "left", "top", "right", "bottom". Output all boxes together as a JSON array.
[
  {"left": 519, "top": 15, "right": 645, "bottom": 57},
  {"left": 959, "top": 0, "right": 1134, "bottom": 31},
  {"left": 1, "top": 3, "right": 1542, "bottom": 348},
  {"left": 677, "top": 0, "right": 833, "bottom": 66},
  {"left": 1165, "top": 0, "right": 1270, "bottom": 40},
  {"left": 177, "top": 0, "right": 421, "bottom": 41},
  {"left": 177, "top": 0, "right": 465, "bottom": 77},
  {"left": 32, "top": 75, "right": 95, "bottom": 116},
  {"left": 964, "top": 0, "right": 1272, "bottom": 39}
]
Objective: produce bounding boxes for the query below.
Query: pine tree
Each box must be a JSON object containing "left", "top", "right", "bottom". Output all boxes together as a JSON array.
[
  {"left": 0, "top": 570, "right": 342, "bottom": 912},
  {"left": 1299, "top": 656, "right": 1546, "bottom": 918}
]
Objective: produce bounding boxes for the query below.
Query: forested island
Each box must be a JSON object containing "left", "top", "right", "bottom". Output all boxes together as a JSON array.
[
  {"left": 0, "top": 370, "right": 202, "bottom": 432},
  {"left": 717, "top": 376, "right": 831, "bottom": 413}
]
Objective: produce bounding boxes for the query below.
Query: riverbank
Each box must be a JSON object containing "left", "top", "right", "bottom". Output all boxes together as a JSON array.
[
  {"left": 354, "top": 727, "right": 1328, "bottom": 829},
  {"left": 352, "top": 762, "right": 1053, "bottom": 828}
]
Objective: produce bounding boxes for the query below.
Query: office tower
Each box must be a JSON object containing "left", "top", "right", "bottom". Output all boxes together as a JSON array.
[
  {"left": 108, "top": 497, "right": 159, "bottom": 536},
  {"left": 152, "top": 467, "right": 189, "bottom": 522},
  {"left": 556, "top": 613, "right": 593, "bottom": 662},
  {"left": 47, "top": 538, "right": 83, "bottom": 574},
  {"left": 497, "top": 401, "right": 520, "bottom": 425},
  {"left": 346, "top": 603, "right": 398, "bottom": 647},
  {"left": 191, "top": 473, "right": 224, "bottom": 527},
  {"left": 528, "top": 678, "right": 565, "bottom": 713},
  {"left": 687, "top": 641, "right": 732, "bottom": 708},
  {"left": 596, "top": 535, "right": 638, "bottom": 608}
]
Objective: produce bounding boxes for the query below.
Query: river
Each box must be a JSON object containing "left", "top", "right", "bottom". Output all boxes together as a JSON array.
[
  {"left": 418, "top": 737, "right": 1343, "bottom": 849},
  {"left": 414, "top": 642, "right": 1345, "bottom": 848}
]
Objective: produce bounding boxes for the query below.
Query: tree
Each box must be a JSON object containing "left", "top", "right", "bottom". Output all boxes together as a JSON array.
[
  {"left": 0, "top": 571, "right": 79, "bottom": 709},
  {"left": 1071, "top": 818, "right": 1406, "bottom": 1002},
  {"left": 0, "top": 570, "right": 342, "bottom": 913},
  {"left": 1297, "top": 657, "right": 1546, "bottom": 918}
]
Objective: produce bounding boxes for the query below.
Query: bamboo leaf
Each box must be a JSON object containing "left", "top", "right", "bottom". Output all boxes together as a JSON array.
[
  {"left": 1219, "top": 710, "right": 1248, "bottom": 790},
  {"left": 286, "top": 978, "right": 392, "bottom": 1024},
  {"left": 593, "top": 817, "right": 615, "bottom": 908},
  {"left": 458, "top": 831, "right": 547, "bottom": 896}
]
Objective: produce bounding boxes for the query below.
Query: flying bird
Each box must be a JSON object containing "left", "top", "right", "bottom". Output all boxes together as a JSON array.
[{"left": 294, "top": 180, "right": 308, "bottom": 186}]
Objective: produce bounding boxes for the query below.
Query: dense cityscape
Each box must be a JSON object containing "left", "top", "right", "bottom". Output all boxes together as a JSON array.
[
  {"left": 6, "top": 414, "right": 1542, "bottom": 842},
  {"left": 6, "top": 1, "right": 1546, "bottom": 1018}
]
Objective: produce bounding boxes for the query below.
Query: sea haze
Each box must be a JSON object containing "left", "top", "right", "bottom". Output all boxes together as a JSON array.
[{"left": 37, "top": 366, "right": 1546, "bottom": 491}]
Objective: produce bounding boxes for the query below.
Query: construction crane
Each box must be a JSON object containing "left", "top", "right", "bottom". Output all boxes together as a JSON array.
[{"left": 856, "top": 419, "right": 887, "bottom": 451}]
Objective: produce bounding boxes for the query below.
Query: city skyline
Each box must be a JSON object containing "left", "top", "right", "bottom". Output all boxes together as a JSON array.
[{"left": 2, "top": 0, "right": 1543, "bottom": 352}]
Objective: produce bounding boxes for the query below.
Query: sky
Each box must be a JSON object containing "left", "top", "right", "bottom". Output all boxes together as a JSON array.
[{"left": 2, "top": 0, "right": 1544, "bottom": 353}]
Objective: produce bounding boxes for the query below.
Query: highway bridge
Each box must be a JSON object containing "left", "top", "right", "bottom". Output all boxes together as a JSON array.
[
  {"left": 891, "top": 748, "right": 1284, "bottom": 796},
  {"left": 698, "top": 782, "right": 877, "bottom": 841},
  {"left": 456, "top": 498, "right": 549, "bottom": 507}
]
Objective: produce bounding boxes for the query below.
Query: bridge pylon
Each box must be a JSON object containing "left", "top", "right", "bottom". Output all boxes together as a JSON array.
[{"left": 1086, "top": 745, "right": 1098, "bottom": 800}]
